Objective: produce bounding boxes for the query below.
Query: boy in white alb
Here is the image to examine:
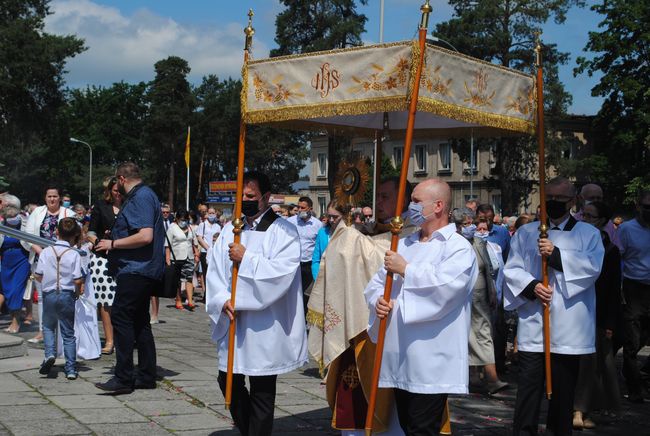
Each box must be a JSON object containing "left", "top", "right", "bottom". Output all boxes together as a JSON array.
[{"left": 34, "top": 218, "right": 84, "bottom": 379}]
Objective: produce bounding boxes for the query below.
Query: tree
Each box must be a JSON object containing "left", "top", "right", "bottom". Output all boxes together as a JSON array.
[
  {"left": 0, "top": 0, "right": 85, "bottom": 201},
  {"left": 146, "top": 56, "right": 195, "bottom": 207},
  {"left": 271, "top": 0, "right": 368, "bottom": 57},
  {"left": 193, "top": 76, "right": 308, "bottom": 195},
  {"left": 575, "top": 0, "right": 650, "bottom": 206},
  {"left": 435, "top": 0, "right": 584, "bottom": 213}
]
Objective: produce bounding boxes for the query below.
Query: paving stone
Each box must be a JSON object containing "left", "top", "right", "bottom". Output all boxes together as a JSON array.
[
  {"left": 123, "top": 399, "right": 207, "bottom": 416},
  {"left": 49, "top": 393, "right": 123, "bottom": 409},
  {"left": 0, "top": 391, "right": 48, "bottom": 406},
  {"left": 151, "top": 412, "right": 232, "bottom": 431},
  {"left": 0, "top": 404, "right": 67, "bottom": 420},
  {"left": 0, "top": 374, "right": 32, "bottom": 392},
  {"left": 66, "top": 406, "right": 150, "bottom": 424},
  {"left": 87, "top": 421, "right": 171, "bottom": 435},
  {"left": 2, "top": 417, "right": 91, "bottom": 436}
]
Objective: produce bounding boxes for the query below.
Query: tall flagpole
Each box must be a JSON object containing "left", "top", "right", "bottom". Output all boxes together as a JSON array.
[
  {"left": 365, "top": 2, "right": 432, "bottom": 434},
  {"left": 535, "top": 33, "right": 553, "bottom": 400},
  {"left": 185, "top": 126, "right": 191, "bottom": 211},
  {"left": 224, "top": 9, "right": 254, "bottom": 411}
]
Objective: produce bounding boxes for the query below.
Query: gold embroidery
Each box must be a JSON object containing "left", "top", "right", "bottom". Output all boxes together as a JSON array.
[
  {"left": 312, "top": 62, "right": 341, "bottom": 98},
  {"left": 421, "top": 60, "right": 453, "bottom": 97},
  {"left": 252, "top": 72, "right": 304, "bottom": 103},
  {"left": 464, "top": 68, "right": 496, "bottom": 107},
  {"left": 348, "top": 56, "right": 411, "bottom": 94},
  {"left": 505, "top": 85, "right": 535, "bottom": 116}
]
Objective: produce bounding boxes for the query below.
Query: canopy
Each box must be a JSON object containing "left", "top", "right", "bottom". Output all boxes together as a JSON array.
[{"left": 243, "top": 41, "right": 535, "bottom": 136}]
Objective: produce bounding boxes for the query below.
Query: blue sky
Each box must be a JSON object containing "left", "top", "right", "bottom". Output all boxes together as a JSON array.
[{"left": 46, "top": 0, "right": 605, "bottom": 115}]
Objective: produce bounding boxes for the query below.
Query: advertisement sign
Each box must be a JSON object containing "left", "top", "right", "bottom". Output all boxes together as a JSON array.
[{"left": 209, "top": 181, "right": 237, "bottom": 193}]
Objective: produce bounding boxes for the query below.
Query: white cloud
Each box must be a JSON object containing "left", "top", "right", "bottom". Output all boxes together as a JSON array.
[{"left": 45, "top": 0, "right": 270, "bottom": 87}]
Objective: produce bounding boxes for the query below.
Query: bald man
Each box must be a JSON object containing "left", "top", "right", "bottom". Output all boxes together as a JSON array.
[
  {"left": 365, "top": 178, "right": 478, "bottom": 435},
  {"left": 575, "top": 183, "right": 621, "bottom": 249}
]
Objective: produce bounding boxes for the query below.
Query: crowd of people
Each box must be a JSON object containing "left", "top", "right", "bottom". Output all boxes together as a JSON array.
[{"left": 1, "top": 166, "right": 649, "bottom": 436}]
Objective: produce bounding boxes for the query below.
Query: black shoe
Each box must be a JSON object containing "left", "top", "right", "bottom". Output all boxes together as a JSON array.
[
  {"left": 134, "top": 379, "right": 157, "bottom": 389},
  {"left": 39, "top": 356, "right": 56, "bottom": 375},
  {"left": 95, "top": 377, "right": 134, "bottom": 395},
  {"left": 628, "top": 392, "right": 645, "bottom": 404}
]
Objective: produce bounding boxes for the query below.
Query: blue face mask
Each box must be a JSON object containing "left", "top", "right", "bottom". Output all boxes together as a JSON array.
[
  {"left": 475, "top": 232, "right": 489, "bottom": 241},
  {"left": 207, "top": 214, "right": 217, "bottom": 223},
  {"left": 178, "top": 220, "right": 189, "bottom": 229},
  {"left": 407, "top": 201, "right": 434, "bottom": 226},
  {"left": 461, "top": 224, "right": 476, "bottom": 240},
  {"left": 5, "top": 216, "right": 21, "bottom": 228},
  {"left": 62, "top": 201, "right": 71, "bottom": 208}
]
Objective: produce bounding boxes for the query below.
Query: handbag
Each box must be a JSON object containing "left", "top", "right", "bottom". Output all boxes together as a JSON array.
[{"left": 154, "top": 231, "right": 180, "bottom": 299}]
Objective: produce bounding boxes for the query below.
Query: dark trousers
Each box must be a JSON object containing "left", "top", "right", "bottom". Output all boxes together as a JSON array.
[
  {"left": 513, "top": 351, "right": 580, "bottom": 436},
  {"left": 218, "top": 371, "right": 277, "bottom": 436},
  {"left": 112, "top": 274, "right": 157, "bottom": 385},
  {"left": 493, "top": 302, "right": 508, "bottom": 373},
  {"left": 394, "top": 389, "right": 447, "bottom": 436},
  {"left": 300, "top": 261, "right": 313, "bottom": 313},
  {"left": 622, "top": 279, "right": 650, "bottom": 397}
]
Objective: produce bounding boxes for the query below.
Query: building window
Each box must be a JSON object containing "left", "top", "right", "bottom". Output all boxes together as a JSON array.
[
  {"left": 317, "top": 153, "right": 327, "bottom": 178},
  {"left": 414, "top": 144, "right": 427, "bottom": 173},
  {"left": 318, "top": 196, "right": 327, "bottom": 216},
  {"left": 491, "top": 194, "right": 502, "bottom": 215},
  {"left": 393, "top": 146, "right": 404, "bottom": 168},
  {"left": 438, "top": 143, "right": 452, "bottom": 172},
  {"left": 463, "top": 147, "right": 478, "bottom": 173}
]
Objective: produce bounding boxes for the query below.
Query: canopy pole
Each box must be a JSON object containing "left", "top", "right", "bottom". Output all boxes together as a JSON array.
[
  {"left": 364, "top": 2, "right": 432, "bottom": 434},
  {"left": 535, "top": 34, "right": 552, "bottom": 400},
  {"left": 373, "top": 130, "right": 383, "bottom": 218},
  {"left": 225, "top": 9, "right": 254, "bottom": 411}
]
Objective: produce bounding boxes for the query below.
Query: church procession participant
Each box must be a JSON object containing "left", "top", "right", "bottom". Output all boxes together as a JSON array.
[
  {"left": 206, "top": 172, "right": 307, "bottom": 436},
  {"left": 504, "top": 177, "right": 604, "bottom": 436},
  {"left": 365, "top": 178, "right": 478, "bottom": 435}
]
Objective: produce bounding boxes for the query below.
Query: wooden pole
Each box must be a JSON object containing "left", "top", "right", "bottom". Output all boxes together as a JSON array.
[
  {"left": 225, "top": 9, "right": 255, "bottom": 411},
  {"left": 535, "top": 34, "right": 552, "bottom": 400},
  {"left": 364, "top": 2, "right": 432, "bottom": 434}
]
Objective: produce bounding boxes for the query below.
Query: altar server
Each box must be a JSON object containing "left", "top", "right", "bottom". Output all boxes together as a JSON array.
[
  {"left": 206, "top": 171, "right": 307, "bottom": 436},
  {"left": 504, "top": 177, "right": 604, "bottom": 436},
  {"left": 365, "top": 178, "right": 478, "bottom": 435}
]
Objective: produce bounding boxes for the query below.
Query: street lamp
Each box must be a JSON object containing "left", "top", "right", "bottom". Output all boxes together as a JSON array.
[{"left": 69, "top": 137, "right": 93, "bottom": 206}]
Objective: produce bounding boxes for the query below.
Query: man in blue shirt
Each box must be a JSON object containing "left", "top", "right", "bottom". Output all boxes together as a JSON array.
[{"left": 94, "top": 162, "right": 165, "bottom": 395}]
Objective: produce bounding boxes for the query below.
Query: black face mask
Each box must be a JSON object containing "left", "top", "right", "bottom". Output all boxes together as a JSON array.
[
  {"left": 241, "top": 200, "right": 260, "bottom": 217},
  {"left": 546, "top": 199, "right": 569, "bottom": 220}
]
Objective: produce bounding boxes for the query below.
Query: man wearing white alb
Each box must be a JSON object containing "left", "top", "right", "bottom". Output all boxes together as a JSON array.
[
  {"left": 206, "top": 172, "right": 307, "bottom": 436},
  {"left": 504, "top": 177, "right": 604, "bottom": 436},
  {"left": 365, "top": 178, "right": 478, "bottom": 435}
]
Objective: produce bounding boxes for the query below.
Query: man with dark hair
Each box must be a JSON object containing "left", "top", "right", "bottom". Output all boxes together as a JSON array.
[
  {"left": 504, "top": 177, "right": 604, "bottom": 435},
  {"left": 206, "top": 170, "right": 307, "bottom": 435},
  {"left": 287, "top": 195, "right": 322, "bottom": 310},
  {"left": 94, "top": 161, "right": 165, "bottom": 395},
  {"left": 619, "top": 189, "right": 650, "bottom": 403}
]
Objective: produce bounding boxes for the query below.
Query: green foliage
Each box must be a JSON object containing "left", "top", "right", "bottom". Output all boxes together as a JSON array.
[
  {"left": 271, "top": 0, "right": 368, "bottom": 57},
  {"left": 434, "top": 0, "right": 583, "bottom": 213},
  {"left": 624, "top": 177, "right": 650, "bottom": 206},
  {"left": 0, "top": 0, "right": 85, "bottom": 202},
  {"left": 146, "top": 56, "right": 196, "bottom": 205},
  {"left": 574, "top": 0, "right": 650, "bottom": 208}
]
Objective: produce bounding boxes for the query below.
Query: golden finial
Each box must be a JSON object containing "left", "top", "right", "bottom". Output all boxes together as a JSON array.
[
  {"left": 232, "top": 217, "right": 244, "bottom": 235},
  {"left": 244, "top": 9, "right": 255, "bottom": 51},
  {"left": 534, "top": 31, "right": 542, "bottom": 68},
  {"left": 390, "top": 216, "right": 404, "bottom": 235},
  {"left": 420, "top": 0, "right": 432, "bottom": 30}
]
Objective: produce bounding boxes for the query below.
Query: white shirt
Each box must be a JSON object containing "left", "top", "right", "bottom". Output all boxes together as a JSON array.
[
  {"left": 34, "top": 241, "right": 83, "bottom": 292},
  {"left": 503, "top": 219, "right": 604, "bottom": 354},
  {"left": 196, "top": 220, "right": 222, "bottom": 253},
  {"left": 287, "top": 214, "right": 323, "bottom": 262},
  {"left": 165, "top": 223, "right": 197, "bottom": 261},
  {"left": 364, "top": 223, "right": 478, "bottom": 394},
  {"left": 206, "top": 212, "right": 308, "bottom": 376},
  {"left": 618, "top": 218, "right": 650, "bottom": 285}
]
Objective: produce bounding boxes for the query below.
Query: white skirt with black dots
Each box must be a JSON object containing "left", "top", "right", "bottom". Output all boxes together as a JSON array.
[{"left": 90, "top": 254, "right": 116, "bottom": 307}]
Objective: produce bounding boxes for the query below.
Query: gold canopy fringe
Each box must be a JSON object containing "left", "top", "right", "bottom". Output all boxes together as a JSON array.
[
  {"left": 406, "top": 40, "right": 421, "bottom": 105},
  {"left": 306, "top": 309, "right": 325, "bottom": 330},
  {"left": 417, "top": 97, "right": 535, "bottom": 134}
]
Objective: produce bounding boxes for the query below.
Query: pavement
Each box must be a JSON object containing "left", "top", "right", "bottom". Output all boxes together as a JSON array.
[{"left": 1, "top": 296, "right": 650, "bottom": 436}]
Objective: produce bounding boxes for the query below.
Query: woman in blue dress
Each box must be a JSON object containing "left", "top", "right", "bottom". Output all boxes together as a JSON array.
[{"left": 0, "top": 207, "right": 30, "bottom": 333}]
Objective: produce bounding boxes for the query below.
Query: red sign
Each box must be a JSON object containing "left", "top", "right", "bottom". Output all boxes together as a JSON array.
[{"left": 209, "top": 181, "right": 237, "bottom": 193}]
